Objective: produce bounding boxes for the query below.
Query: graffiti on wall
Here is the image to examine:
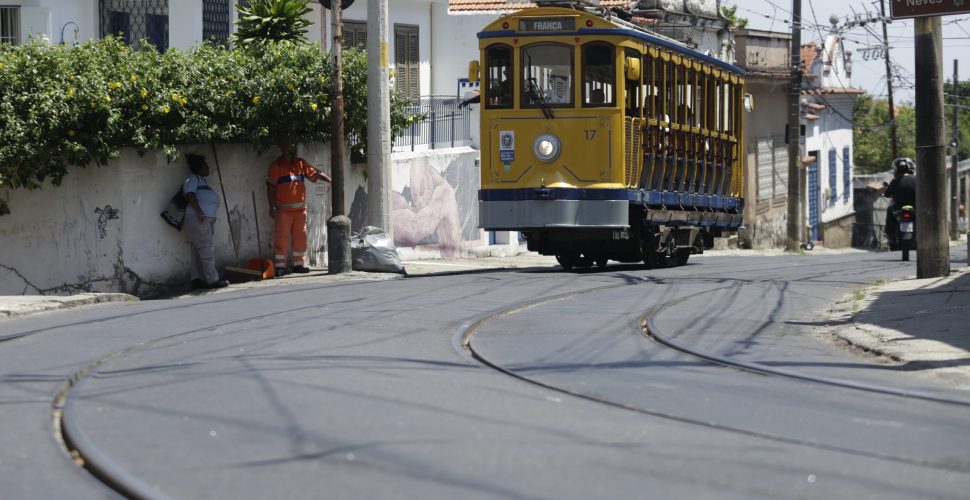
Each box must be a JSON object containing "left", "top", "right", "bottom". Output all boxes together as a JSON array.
[{"left": 94, "top": 205, "right": 119, "bottom": 239}]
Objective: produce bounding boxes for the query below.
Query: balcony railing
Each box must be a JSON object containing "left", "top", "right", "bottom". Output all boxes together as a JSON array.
[{"left": 393, "top": 95, "right": 472, "bottom": 152}]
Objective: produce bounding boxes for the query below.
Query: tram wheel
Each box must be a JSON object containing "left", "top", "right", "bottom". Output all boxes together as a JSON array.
[
  {"left": 576, "top": 254, "right": 594, "bottom": 268},
  {"left": 556, "top": 253, "right": 576, "bottom": 271},
  {"left": 595, "top": 256, "right": 609, "bottom": 269},
  {"left": 676, "top": 249, "right": 690, "bottom": 266}
]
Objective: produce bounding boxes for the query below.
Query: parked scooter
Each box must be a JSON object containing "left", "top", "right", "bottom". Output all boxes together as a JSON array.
[{"left": 896, "top": 205, "right": 915, "bottom": 261}]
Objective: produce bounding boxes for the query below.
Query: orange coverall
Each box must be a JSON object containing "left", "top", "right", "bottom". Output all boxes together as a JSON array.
[{"left": 266, "top": 155, "right": 324, "bottom": 270}]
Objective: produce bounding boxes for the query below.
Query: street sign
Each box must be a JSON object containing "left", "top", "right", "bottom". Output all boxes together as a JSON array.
[{"left": 890, "top": 0, "right": 970, "bottom": 19}]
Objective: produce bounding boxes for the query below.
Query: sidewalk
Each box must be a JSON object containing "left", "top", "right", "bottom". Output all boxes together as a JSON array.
[
  {"left": 0, "top": 249, "right": 558, "bottom": 319},
  {"left": 829, "top": 264, "right": 970, "bottom": 390},
  {"left": 4, "top": 245, "right": 970, "bottom": 392}
]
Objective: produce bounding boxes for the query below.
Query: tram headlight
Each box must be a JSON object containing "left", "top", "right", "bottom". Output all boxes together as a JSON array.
[{"left": 533, "top": 134, "right": 561, "bottom": 163}]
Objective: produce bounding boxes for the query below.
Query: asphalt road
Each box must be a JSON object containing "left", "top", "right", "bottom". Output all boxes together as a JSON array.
[{"left": 1, "top": 250, "right": 968, "bottom": 499}]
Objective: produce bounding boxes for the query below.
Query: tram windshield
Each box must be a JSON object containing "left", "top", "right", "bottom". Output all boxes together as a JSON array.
[
  {"left": 485, "top": 45, "right": 513, "bottom": 108},
  {"left": 522, "top": 43, "right": 573, "bottom": 107}
]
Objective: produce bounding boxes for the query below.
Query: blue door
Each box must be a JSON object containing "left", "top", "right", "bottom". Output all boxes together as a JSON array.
[{"left": 806, "top": 160, "right": 819, "bottom": 242}]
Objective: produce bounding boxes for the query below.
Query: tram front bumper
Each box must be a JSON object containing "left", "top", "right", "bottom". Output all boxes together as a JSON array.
[{"left": 479, "top": 199, "right": 629, "bottom": 230}]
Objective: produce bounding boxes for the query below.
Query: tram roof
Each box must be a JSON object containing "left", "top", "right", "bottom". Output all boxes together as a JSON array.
[{"left": 477, "top": 8, "right": 745, "bottom": 76}]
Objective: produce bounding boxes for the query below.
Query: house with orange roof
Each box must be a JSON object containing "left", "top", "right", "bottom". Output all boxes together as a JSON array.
[{"left": 799, "top": 34, "right": 863, "bottom": 247}]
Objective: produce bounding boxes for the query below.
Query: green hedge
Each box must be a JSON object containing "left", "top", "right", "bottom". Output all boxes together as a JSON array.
[{"left": 0, "top": 38, "right": 415, "bottom": 215}]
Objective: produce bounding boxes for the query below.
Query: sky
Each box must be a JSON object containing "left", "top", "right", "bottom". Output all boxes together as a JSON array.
[{"left": 731, "top": 0, "right": 970, "bottom": 103}]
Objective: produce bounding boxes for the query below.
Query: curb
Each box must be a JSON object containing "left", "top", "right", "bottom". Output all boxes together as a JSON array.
[
  {"left": 0, "top": 293, "right": 138, "bottom": 320},
  {"left": 828, "top": 266, "right": 970, "bottom": 390}
]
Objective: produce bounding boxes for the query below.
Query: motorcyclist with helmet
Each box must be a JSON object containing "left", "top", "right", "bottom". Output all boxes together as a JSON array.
[{"left": 883, "top": 157, "right": 916, "bottom": 250}]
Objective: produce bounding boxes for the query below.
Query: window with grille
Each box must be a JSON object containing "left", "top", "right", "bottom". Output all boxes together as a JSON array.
[
  {"left": 772, "top": 138, "right": 788, "bottom": 200},
  {"left": 756, "top": 138, "right": 774, "bottom": 201},
  {"left": 0, "top": 7, "right": 19, "bottom": 45},
  {"left": 203, "top": 0, "right": 231, "bottom": 44},
  {"left": 394, "top": 24, "right": 419, "bottom": 101},
  {"left": 99, "top": 0, "right": 169, "bottom": 51},
  {"left": 828, "top": 147, "right": 838, "bottom": 204},
  {"left": 344, "top": 20, "right": 366, "bottom": 49},
  {"left": 842, "top": 147, "right": 851, "bottom": 201},
  {"left": 756, "top": 136, "right": 789, "bottom": 201}
]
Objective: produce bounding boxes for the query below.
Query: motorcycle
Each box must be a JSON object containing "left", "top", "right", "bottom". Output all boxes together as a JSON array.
[{"left": 896, "top": 205, "right": 915, "bottom": 261}]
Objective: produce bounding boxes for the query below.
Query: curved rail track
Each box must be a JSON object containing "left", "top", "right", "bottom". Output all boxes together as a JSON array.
[{"left": 0, "top": 255, "right": 957, "bottom": 496}]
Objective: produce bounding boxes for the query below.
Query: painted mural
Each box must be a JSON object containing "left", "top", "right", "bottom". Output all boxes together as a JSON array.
[{"left": 347, "top": 150, "right": 485, "bottom": 259}]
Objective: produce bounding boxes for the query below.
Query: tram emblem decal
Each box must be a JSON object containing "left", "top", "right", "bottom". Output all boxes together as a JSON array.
[{"left": 499, "top": 130, "right": 515, "bottom": 163}]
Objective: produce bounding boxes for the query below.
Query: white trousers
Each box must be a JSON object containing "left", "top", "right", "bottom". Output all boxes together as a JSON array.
[{"left": 185, "top": 214, "right": 219, "bottom": 284}]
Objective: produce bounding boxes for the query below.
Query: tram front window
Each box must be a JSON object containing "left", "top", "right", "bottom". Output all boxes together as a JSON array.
[
  {"left": 485, "top": 45, "right": 513, "bottom": 108},
  {"left": 522, "top": 43, "right": 573, "bottom": 106}
]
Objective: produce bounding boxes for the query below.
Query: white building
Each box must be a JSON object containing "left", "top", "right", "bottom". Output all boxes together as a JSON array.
[{"left": 800, "top": 35, "right": 862, "bottom": 246}]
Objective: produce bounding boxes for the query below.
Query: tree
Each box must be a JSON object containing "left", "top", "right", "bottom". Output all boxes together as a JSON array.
[
  {"left": 721, "top": 3, "right": 748, "bottom": 29},
  {"left": 232, "top": 0, "right": 313, "bottom": 47},
  {"left": 943, "top": 79, "right": 970, "bottom": 161},
  {"left": 853, "top": 93, "right": 917, "bottom": 174}
]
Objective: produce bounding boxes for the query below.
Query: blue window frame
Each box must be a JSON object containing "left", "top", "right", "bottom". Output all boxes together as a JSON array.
[
  {"left": 203, "top": 0, "right": 231, "bottom": 44},
  {"left": 100, "top": 0, "right": 168, "bottom": 51},
  {"left": 842, "top": 147, "right": 851, "bottom": 202},
  {"left": 828, "top": 148, "right": 837, "bottom": 204}
]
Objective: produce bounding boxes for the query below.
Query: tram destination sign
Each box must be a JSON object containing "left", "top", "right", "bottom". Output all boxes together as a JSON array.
[
  {"left": 890, "top": 0, "right": 970, "bottom": 19},
  {"left": 519, "top": 17, "right": 576, "bottom": 33}
]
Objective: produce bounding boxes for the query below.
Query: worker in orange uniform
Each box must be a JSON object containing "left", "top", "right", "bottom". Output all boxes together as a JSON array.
[{"left": 266, "top": 140, "right": 332, "bottom": 276}]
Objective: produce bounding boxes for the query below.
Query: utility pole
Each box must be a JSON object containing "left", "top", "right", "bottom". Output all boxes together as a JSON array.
[
  {"left": 330, "top": 3, "right": 346, "bottom": 218},
  {"left": 879, "top": 0, "right": 899, "bottom": 159},
  {"left": 786, "top": 0, "right": 803, "bottom": 252},
  {"left": 951, "top": 60, "right": 959, "bottom": 240},
  {"left": 914, "top": 17, "right": 949, "bottom": 278},
  {"left": 327, "top": 1, "right": 352, "bottom": 274},
  {"left": 367, "top": 0, "right": 392, "bottom": 235}
]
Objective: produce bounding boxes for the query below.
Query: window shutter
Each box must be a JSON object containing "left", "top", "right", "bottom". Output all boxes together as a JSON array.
[
  {"left": 343, "top": 21, "right": 366, "bottom": 49},
  {"left": 394, "top": 25, "right": 419, "bottom": 100},
  {"left": 407, "top": 28, "right": 419, "bottom": 100}
]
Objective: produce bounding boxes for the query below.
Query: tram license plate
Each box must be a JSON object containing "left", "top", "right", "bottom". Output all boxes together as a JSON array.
[{"left": 900, "top": 221, "right": 914, "bottom": 233}]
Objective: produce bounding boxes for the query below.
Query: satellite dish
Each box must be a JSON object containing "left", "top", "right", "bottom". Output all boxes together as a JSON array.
[{"left": 319, "top": 0, "right": 355, "bottom": 9}]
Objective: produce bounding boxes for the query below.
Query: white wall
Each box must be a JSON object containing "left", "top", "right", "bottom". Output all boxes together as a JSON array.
[
  {"left": 430, "top": 6, "right": 497, "bottom": 97},
  {"left": 169, "top": 0, "right": 202, "bottom": 49},
  {"left": 9, "top": 0, "right": 98, "bottom": 44},
  {"left": 0, "top": 142, "right": 342, "bottom": 296},
  {"left": 804, "top": 96, "right": 855, "bottom": 225},
  {"left": 323, "top": 0, "right": 436, "bottom": 96}
]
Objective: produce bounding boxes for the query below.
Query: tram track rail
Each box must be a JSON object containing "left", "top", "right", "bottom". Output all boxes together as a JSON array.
[
  {"left": 0, "top": 255, "right": 936, "bottom": 496},
  {"left": 461, "top": 260, "right": 970, "bottom": 473},
  {"left": 38, "top": 269, "right": 569, "bottom": 499}
]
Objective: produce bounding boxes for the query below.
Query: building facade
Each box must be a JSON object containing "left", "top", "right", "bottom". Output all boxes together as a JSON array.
[{"left": 735, "top": 28, "right": 861, "bottom": 249}]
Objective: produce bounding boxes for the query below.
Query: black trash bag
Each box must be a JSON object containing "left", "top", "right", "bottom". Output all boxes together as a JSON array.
[
  {"left": 351, "top": 226, "right": 406, "bottom": 274},
  {"left": 160, "top": 188, "right": 188, "bottom": 230}
]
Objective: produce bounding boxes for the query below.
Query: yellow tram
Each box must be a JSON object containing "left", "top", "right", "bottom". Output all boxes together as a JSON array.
[{"left": 469, "top": 0, "right": 748, "bottom": 269}]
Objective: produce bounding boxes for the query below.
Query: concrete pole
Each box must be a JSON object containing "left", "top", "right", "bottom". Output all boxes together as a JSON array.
[
  {"left": 367, "top": 0, "right": 392, "bottom": 235},
  {"left": 950, "top": 59, "right": 959, "bottom": 240},
  {"left": 330, "top": 3, "right": 346, "bottom": 217},
  {"left": 913, "top": 17, "right": 949, "bottom": 278},
  {"left": 786, "top": 0, "right": 803, "bottom": 252}
]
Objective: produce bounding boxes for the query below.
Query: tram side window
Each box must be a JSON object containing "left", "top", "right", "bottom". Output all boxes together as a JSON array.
[
  {"left": 582, "top": 43, "right": 614, "bottom": 107},
  {"left": 485, "top": 45, "right": 513, "bottom": 108},
  {"left": 522, "top": 43, "right": 574, "bottom": 106}
]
